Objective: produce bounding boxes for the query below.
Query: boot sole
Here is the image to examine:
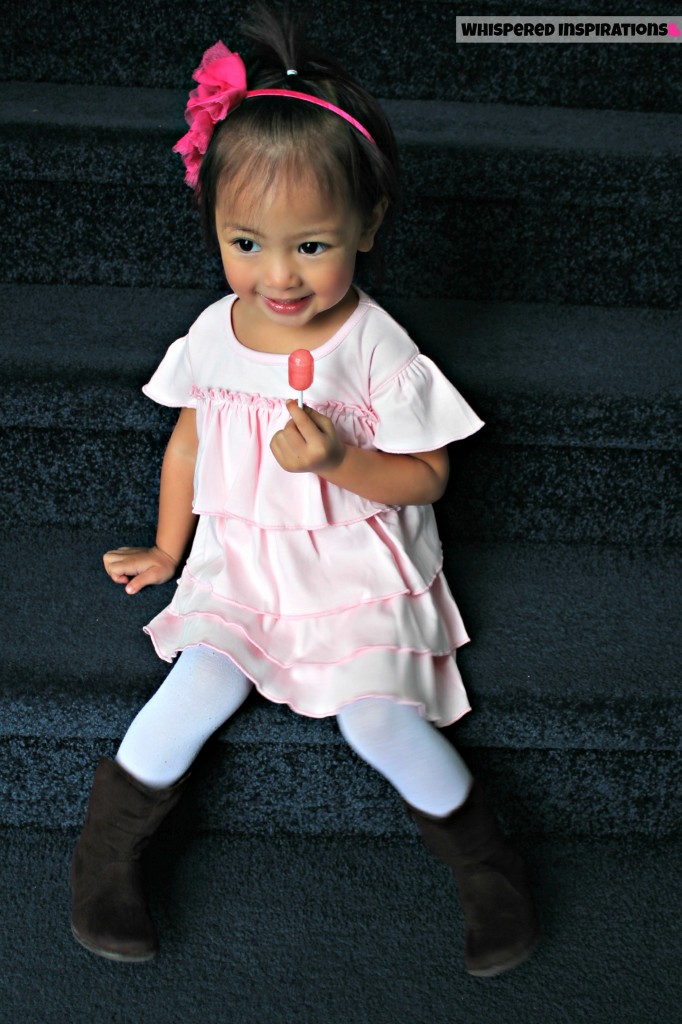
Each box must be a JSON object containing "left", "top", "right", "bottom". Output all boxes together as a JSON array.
[
  {"left": 466, "top": 931, "right": 541, "bottom": 978},
  {"left": 71, "top": 924, "right": 157, "bottom": 963}
]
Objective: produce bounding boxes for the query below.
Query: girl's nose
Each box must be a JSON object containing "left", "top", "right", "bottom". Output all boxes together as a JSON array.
[{"left": 263, "top": 253, "right": 300, "bottom": 289}]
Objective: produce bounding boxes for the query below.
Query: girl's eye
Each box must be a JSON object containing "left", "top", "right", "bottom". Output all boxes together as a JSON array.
[
  {"left": 299, "top": 242, "right": 328, "bottom": 256},
  {"left": 233, "top": 238, "right": 261, "bottom": 253}
]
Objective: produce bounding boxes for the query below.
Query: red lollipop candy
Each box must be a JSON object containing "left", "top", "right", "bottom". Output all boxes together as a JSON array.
[{"left": 288, "top": 349, "right": 314, "bottom": 408}]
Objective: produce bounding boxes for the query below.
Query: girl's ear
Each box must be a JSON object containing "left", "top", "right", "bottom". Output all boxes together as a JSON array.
[{"left": 358, "top": 197, "right": 389, "bottom": 252}]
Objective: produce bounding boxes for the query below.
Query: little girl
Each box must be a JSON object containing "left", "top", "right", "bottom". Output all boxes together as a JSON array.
[{"left": 71, "top": 6, "right": 539, "bottom": 977}]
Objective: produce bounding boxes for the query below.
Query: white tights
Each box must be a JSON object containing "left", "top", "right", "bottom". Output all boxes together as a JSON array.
[{"left": 116, "top": 645, "right": 472, "bottom": 817}]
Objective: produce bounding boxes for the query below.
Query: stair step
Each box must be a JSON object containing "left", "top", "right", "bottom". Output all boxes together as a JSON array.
[
  {"left": 4, "top": 0, "right": 681, "bottom": 112},
  {"left": 6, "top": 735, "right": 679, "bottom": 837},
  {"left": 3, "top": 284, "right": 679, "bottom": 543},
  {"left": 4, "top": 285, "right": 680, "bottom": 449},
  {"left": 2, "top": 827, "right": 681, "bottom": 1024},
  {"left": 3, "top": 85, "right": 681, "bottom": 305},
  {"left": 1, "top": 528, "right": 678, "bottom": 836},
  {"left": 4, "top": 427, "right": 676, "bottom": 543},
  {"left": 3, "top": 532, "right": 677, "bottom": 751}
]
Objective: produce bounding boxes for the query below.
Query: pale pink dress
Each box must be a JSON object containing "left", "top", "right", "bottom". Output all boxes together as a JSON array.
[{"left": 142, "top": 290, "right": 484, "bottom": 727}]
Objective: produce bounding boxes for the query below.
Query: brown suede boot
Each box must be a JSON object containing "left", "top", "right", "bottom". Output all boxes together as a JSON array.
[
  {"left": 70, "top": 757, "right": 188, "bottom": 962},
  {"left": 405, "top": 781, "right": 540, "bottom": 977}
]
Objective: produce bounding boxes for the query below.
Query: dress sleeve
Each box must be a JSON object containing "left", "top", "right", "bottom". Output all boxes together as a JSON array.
[
  {"left": 371, "top": 354, "right": 484, "bottom": 453},
  {"left": 141, "top": 335, "right": 197, "bottom": 408}
]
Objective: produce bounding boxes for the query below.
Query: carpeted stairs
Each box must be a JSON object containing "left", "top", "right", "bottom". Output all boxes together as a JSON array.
[{"left": 1, "top": 2, "right": 680, "bottom": 1022}]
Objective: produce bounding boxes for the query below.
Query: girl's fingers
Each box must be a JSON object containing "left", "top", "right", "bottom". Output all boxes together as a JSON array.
[
  {"left": 103, "top": 549, "right": 159, "bottom": 586},
  {"left": 300, "top": 405, "right": 333, "bottom": 435},
  {"left": 124, "top": 568, "right": 156, "bottom": 595},
  {"left": 103, "top": 549, "right": 176, "bottom": 593},
  {"left": 271, "top": 403, "right": 344, "bottom": 474},
  {"left": 104, "top": 558, "right": 142, "bottom": 581},
  {"left": 285, "top": 400, "right": 327, "bottom": 440}
]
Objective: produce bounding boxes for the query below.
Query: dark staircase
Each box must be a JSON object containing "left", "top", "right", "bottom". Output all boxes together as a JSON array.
[{"left": 1, "top": 2, "right": 680, "bottom": 1022}]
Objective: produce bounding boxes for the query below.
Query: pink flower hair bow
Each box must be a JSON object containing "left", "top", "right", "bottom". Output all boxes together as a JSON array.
[{"left": 173, "top": 41, "right": 247, "bottom": 190}]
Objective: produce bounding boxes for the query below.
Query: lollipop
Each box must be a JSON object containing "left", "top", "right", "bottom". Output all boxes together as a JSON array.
[{"left": 288, "top": 349, "right": 314, "bottom": 408}]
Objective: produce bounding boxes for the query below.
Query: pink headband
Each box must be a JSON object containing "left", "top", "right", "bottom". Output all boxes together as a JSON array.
[{"left": 173, "top": 41, "right": 376, "bottom": 190}]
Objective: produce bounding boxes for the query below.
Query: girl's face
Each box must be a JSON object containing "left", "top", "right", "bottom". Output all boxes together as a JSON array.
[{"left": 215, "top": 172, "right": 382, "bottom": 350}]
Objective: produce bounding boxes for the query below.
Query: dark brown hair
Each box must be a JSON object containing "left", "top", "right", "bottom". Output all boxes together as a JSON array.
[{"left": 196, "top": 3, "right": 401, "bottom": 287}]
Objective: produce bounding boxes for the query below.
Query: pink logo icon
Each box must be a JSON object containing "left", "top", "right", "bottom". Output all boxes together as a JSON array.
[{"left": 668, "top": 22, "right": 681, "bottom": 36}]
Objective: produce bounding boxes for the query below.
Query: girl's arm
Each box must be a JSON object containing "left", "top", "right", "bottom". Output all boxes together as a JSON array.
[
  {"left": 270, "top": 400, "right": 449, "bottom": 506},
  {"left": 103, "top": 407, "right": 199, "bottom": 594}
]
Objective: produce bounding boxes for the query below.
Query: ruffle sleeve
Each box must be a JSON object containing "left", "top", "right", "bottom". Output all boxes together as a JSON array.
[
  {"left": 142, "top": 336, "right": 197, "bottom": 408},
  {"left": 371, "top": 354, "right": 484, "bottom": 453}
]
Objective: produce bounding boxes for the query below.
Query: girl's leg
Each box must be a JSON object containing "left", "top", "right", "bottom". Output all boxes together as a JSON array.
[
  {"left": 71, "top": 758, "right": 187, "bottom": 961},
  {"left": 71, "top": 646, "right": 252, "bottom": 961},
  {"left": 336, "top": 697, "right": 473, "bottom": 816},
  {"left": 116, "top": 645, "right": 253, "bottom": 788},
  {"left": 336, "top": 695, "right": 540, "bottom": 977}
]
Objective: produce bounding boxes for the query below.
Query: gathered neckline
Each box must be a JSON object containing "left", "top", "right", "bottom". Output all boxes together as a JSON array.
[{"left": 223, "top": 289, "right": 372, "bottom": 364}]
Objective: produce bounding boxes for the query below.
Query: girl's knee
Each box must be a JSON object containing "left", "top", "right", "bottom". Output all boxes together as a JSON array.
[{"left": 336, "top": 697, "right": 419, "bottom": 751}]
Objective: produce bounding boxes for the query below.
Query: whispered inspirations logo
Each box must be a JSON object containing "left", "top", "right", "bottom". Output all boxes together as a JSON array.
[{"left": 456, "top": 16, "right": 682, "bottom": 42}]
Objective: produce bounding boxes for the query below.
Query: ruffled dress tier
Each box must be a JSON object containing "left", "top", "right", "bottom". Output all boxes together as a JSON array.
[{"left": 142, "top": 291, "right": 484, "bottom": 727}]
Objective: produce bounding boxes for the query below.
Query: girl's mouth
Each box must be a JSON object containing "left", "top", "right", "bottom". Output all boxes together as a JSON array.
[{"left": 261, "top": 295, "right": 313, "bottom": 316}]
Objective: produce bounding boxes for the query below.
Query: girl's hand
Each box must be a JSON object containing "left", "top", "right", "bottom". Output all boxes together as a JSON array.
[
  {"left": 270, "top": 400, "right": 346, "bottom": 475},
  {"left": 103, "top": 545, "right": 178, "bottom": 595}
]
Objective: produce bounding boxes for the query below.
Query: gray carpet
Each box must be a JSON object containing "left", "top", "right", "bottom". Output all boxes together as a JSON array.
[{"left": 1, "top": 2, "right": 680, "bottom": 1021}]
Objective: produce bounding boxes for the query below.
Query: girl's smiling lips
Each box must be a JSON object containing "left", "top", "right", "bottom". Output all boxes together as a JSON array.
[{"left": 260, "top": 294, "right": 313, "bottom": 315}]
